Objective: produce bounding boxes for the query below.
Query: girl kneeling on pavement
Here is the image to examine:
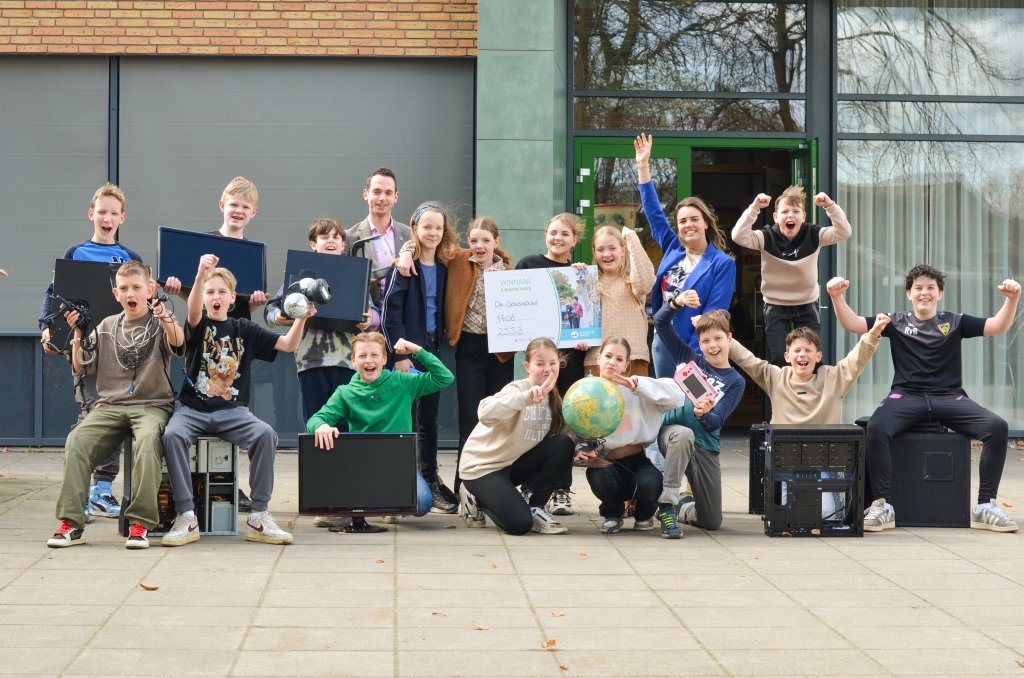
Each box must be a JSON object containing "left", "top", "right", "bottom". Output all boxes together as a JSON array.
[
  {"left": 576, "top": 337, "right": 687, "bottom": 535},
  {"left": 457, "top": 337, "right": 575, "bottom": 535}
]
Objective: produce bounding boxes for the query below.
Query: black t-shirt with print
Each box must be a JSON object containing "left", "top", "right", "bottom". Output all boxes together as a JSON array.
[
  {"left": 866, "top": 311, "right": 986, "bottom": 395},
  {"left": 179, "top": 316, "right": 279, "bottom": 411}
]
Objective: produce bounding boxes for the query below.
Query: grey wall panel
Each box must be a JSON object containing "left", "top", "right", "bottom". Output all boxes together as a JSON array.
[
  {"left": 117, "top": 57, "right": 474, "bottom": 446},
  {"left": 0, "top": 58, "right": 109, "bottom": 332},
  {"left": 0, "top": 338, "right": 36, "bottom": 438},
  {"left": 118, "top": 57, "right": 476, "bottom": 286}
]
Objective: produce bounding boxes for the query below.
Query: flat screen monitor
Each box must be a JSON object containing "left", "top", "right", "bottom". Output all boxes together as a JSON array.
[
  {"left": 48, "top": 259, "right": 123, "bottom": 351},
  {"left": 283, "top": 249, "right": 371, "bottom": 333},
  {"left": 298, "top": 433, "right": 417, "bottom": 515},
  {"left": 157, "top": 226, "right": 266, "bottom": 296}
]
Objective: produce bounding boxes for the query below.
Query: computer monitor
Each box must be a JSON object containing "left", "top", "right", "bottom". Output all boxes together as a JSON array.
[
  {"left": 298, "top": 433, "right": 417, "bottom": 515},
  {"left": 283, "top": 249, "right": 371, "bottom": 333},
  {"left": 157, "top": 226, "right": 266, "bottom": 296},
  {"left": 48, "top": 259, "right": 123, "bottom": 352}
]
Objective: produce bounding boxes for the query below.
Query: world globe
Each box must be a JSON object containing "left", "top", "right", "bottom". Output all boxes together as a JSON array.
[{"left": 562, "top": 377, "right": 624, "bottom": 440}]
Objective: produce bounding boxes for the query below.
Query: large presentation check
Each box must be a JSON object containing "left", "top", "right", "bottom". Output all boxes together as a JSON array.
[{"left": 483, "top": 266, "right": 602, "bottom": 353}]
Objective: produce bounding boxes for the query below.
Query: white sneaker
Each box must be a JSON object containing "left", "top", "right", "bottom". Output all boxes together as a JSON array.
[
  {"left": 459, "top": 486, "right": 486, "bottom": 528},
  {"left": 245, "top": 512, "right": 294, "bottom": 545},
  {"left": 600, "top": 517, "right": 623, "bottom": 534},
  {"left": 633, "top": 517, "right": 656, "bottom": 531},
  {"left": 312, "top": 515, "right": 348, "bottom": 528},
  {"left": 530, "top": 506, "right": 567, "bottom": 535},
  {"left": 971, "top": 500, "right": 1019, "bottom": 533},
  {"left": 382, "top": 515, "right": 401, "bottom": 524},
  {"left": 547, "top": 488, "right": 574, "bottom": 516},
  {"left": 863, "top": 498, "right": 895, "bottom": 532},
  {"left": 161, "top": 513, "right": 200, "bottom": 547}
]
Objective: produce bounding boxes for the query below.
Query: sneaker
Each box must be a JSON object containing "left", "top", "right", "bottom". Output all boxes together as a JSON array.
[
  {"left": 459, "top": 486, "right": 486, "bottom": 528},
  {"left": 245, "top": 512, "right": 294, "bottom": 545},
  {"left": 547, "top": 488, "right": 574, "bottom": 516},
  {"left": 863, "top": 498, "right": 896, "bottom": 532},
  {"left": 633, "top": 517, "right": 656, "bottom": 531},
  {"left": 237, "top": 489, "right": 252, "bottom": 510},
  {"left": 47, "top": 519, "right": 85, "bottom": 548},
  {"left": 428, "top": 479, "right": 457, "bottom": 514},
  {"left": 971, "top": 500, "right": 1019, "bottom": 533},
  {"left": 312, "top": 515, "right": 349, "bottom": 528},
  {"left": 656, "top": 503, "right": 683, "bottom": 539},
  {"left": 84, "top": 505, "right": 95, "bottom": 525},
  {"left": 87, "top": 481, "right": 121, "bottom": 518},
  {"left": 125, "top": 522, "right": 150, "bottom": 549},
  {"left": 382, "top": 515, "right": 401, "bottom": 524},
  {"left": 530, "top": 506, "right": 568, "bottom": 534},
  {"left": 161, "top": 513, "right": 200, "bottom": 547},
  {"left": 600, "top": 516, "right": 623, "bottom": 534},
  {"left": 677, "top": 492, "right": 697, "bottom": 526}
]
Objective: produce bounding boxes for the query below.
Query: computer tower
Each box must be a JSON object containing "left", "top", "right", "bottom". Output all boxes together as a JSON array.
[
  {"left": 748, "top": 423, "right": 768, "bottom": 515},
  {"left": 763, "top": 425, "right": 864, "bottom": 537},
  {"left": 891, "top": 430, "right": 971, "bottom": 527}
]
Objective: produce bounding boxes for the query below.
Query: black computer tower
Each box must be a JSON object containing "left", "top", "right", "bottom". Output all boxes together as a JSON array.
[
  {"left": 748, "top": 423, "right": 768, "bottom": 515},
  {"left": 763, "top": 425, "right": 864, "bottom": 537},
  {"left": 891, "top": 430, "right": 971, "bottom": 527}
]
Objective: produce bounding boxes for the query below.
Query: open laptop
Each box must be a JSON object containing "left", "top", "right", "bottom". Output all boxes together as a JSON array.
[{"left": 298, "top": 433, "right": 417, "bottom": 516}]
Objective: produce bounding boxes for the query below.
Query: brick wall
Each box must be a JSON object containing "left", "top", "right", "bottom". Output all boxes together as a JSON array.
[{"left": 0, "top": 1, "right": 477, "bottom": 56}]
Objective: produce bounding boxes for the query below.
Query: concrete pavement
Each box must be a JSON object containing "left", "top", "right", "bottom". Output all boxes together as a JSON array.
[{"left": 2, "top": 436, "right": 1023, "bottom": 677}]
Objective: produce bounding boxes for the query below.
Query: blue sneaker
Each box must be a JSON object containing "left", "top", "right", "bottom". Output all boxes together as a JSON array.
[{"left": 88, "top": 481, "right": 121, "bottom": 518}]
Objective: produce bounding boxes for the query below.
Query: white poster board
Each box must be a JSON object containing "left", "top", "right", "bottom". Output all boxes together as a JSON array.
[{"left": 484, "top": 266, "right": 602, "bottom": 353}]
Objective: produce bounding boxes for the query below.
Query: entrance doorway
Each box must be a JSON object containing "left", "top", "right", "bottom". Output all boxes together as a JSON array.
[{"left": 572, "top": 137, "right": 819, "bottom": 428}]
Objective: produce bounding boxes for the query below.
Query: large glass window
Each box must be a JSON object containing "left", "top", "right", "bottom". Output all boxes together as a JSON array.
[
  {"left": 837, "top": 141, "right": 1024, "bottom": 428},
  {"left": 574, "top": 0, "right": 806, "bottom": 132},
  {"left": 838, "top": 2, "right": 1024, "bottom": 97}
]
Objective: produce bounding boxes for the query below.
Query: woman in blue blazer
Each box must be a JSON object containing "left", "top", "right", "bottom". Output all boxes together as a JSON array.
[{"left": 635, "top": 134, "right": 736, "bottom": 378}]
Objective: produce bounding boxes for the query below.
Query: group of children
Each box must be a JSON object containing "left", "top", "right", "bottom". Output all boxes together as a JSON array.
[{"left": 42, "top": 147, "right": 1022, "bottom": 548}]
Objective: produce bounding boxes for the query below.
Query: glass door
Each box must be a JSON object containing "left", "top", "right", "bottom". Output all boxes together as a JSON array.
[{"left": 573, "top": 136, "right": 817, "bottom": 426}]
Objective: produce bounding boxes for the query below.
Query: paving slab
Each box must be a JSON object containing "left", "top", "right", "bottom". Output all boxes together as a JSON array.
[{"left": 1, "top": 438, "right": 1022, "bottom": 676}]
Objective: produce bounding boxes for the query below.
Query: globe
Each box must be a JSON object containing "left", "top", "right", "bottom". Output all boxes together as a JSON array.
[{"left": 562, "top": 377, "right": 624, "bottom": 440}]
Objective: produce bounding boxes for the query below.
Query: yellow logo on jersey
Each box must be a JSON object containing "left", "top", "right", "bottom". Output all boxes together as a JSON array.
[{"left": 938, "top": 322, "right": 950, "bottom": 335}]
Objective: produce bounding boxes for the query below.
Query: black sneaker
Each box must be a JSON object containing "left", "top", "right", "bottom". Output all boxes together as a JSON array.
[
  {"left": 428, "top": 479, "right": 457, "bottom": 514},
  {"left": 237, "top": 489, "right": 252, "bottom": 510}
]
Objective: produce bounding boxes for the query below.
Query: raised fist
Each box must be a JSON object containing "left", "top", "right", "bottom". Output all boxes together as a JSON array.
[
  {"left": 826, "top": 277, "right": 849, "bottom": 296},
  {"left": 813, "top": 193, "right": 835, "bottom": 208},
  {"left": 751, "top": 194, "right": 771, "bottom": 210}
]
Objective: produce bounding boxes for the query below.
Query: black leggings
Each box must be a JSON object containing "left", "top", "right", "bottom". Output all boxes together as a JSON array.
[
  {"left": 463, "top": 435, "right": 574, "bottom": 535},
  {"left": 866, "top": 390, "right": 1008, "bottom": 504},
  {"left": 763, "top": 301, "right": 820, "bottom": 366},
  {"left": 454, "top": 333, "right": 514, "bottom": 488}
]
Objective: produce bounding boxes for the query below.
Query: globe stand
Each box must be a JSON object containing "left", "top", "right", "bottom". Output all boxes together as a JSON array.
[{"left": 573, "top": 439, "right": 613, "bottom": 468}]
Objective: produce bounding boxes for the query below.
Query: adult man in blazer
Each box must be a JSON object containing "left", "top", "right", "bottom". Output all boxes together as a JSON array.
[{"left": 347, "top": 167, "right": 412, "bottom": 303}]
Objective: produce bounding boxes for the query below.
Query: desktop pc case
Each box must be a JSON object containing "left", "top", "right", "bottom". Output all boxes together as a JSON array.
[
  {"left": 298, "top": 433, "right": 417, "bottom": 516},
  {"left": 762, "top": 425, "right": 865, "bottom": 537}
]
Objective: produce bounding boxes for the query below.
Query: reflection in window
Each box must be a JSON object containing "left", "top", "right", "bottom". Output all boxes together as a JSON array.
[
  {"left": 839, "top": 101, "right": 1024, "bottom": 136},
  {"left": 837, "top": 2, "right": 1024, "bottom": 96},
  {"left": 575, "top": 97, "right": 805, "bottom": 132},
  {"left": 593, "top": 156, "right": 676, "bottom": 267},
  {"left": 574, "top": 0, "right": 805, "bottom": 94},
  {"left": 836, "top": 140, "right": 1024, "bottom": 428}
]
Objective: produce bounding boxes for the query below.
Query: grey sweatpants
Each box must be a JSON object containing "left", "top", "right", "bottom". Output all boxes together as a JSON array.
[
  {"left": 657, "top": 424, "right": 723, "bottom": 531},
  {"left": 162, "top": 403, "right": 278, "bottom": 513}
]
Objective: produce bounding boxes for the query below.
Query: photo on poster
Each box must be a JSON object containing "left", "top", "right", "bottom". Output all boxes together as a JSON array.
[{"left": 483, "top": 266, "right": 602, "bottom": 353}]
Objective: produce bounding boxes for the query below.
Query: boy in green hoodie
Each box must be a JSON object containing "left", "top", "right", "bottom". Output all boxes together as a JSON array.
[{"left": 307, "top": 332, "right": 453, "bottom": 522}]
